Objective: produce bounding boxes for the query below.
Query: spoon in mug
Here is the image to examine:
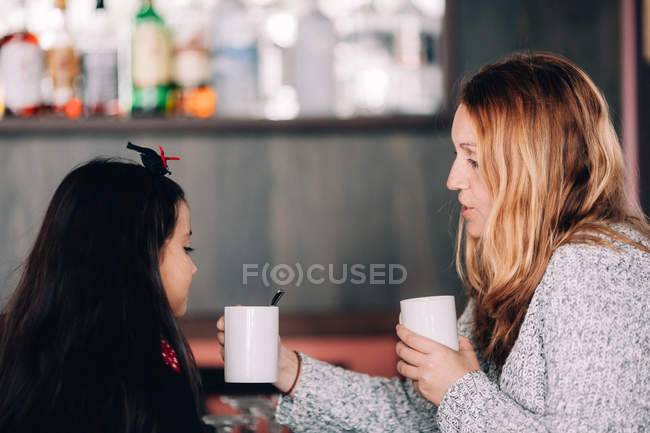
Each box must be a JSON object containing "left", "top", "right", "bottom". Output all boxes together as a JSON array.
[{"left": 270, "top": 289, "right": 286, "bottom": 306}]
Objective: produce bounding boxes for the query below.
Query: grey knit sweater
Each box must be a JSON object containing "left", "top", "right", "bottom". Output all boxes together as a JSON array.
[{"left": 274, "top": 225, "right": 650, "bottom": 432}]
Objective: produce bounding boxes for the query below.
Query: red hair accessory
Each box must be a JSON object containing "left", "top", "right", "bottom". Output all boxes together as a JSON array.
[
  {"left": 159, "top": 145, "right": 180, "bottom": 170},
  {"left": 127, "top": 142, "right": 180, "bottom": 175}
]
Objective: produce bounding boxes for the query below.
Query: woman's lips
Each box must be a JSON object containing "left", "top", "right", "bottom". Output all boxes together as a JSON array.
[{"left": 461, "top": 206, "right": 472, "bottom": 218}]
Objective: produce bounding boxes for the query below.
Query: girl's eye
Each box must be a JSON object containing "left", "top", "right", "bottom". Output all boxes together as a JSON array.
[
  {"left": 467, "top": 159, "right": 479, "bottom": 169},
  {"left": 184, "top": 247, "right": 194, "bottom": 254}
]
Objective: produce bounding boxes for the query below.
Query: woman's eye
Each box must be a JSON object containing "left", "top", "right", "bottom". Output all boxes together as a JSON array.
[
  {"left": 184, "top": 247, "right": 194, "bottom": 254},
  {"left": 467, "top": 159, "right": 479, "bottom": 169}
]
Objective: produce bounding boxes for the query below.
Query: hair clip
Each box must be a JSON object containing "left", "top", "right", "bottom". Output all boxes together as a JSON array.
[{"left": 127, "top": 142, "right": 180, "bottom": 175}]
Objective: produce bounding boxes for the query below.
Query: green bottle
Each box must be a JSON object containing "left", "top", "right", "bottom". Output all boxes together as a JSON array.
[{"left": 131, "top": 0, "right": 171, "bottom": 115}]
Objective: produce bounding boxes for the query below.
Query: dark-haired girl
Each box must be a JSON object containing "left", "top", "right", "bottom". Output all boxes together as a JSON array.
[{"left": 0, "top": 159, "right": 212, "bottom": 433}]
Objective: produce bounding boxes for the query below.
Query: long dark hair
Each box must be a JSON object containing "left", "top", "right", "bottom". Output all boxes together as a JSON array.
[{"left": 0, "top": 159, "right": 202, "bottom": 432}]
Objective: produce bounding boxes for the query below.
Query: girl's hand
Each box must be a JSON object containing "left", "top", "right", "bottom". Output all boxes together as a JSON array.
[
  {"left": 216, "top": 316, "right": 301, "bottom": 396},
  {"left": 395, "top": 324, "right": 480, "bottom": 406}
]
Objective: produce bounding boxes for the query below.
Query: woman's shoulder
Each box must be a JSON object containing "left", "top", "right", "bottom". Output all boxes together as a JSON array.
[
  {"left": 533, "top": 223, "right": 649, "bottom": 312},
  {"left": 548, "top": 223, "right": 648, "bottom": 270}
]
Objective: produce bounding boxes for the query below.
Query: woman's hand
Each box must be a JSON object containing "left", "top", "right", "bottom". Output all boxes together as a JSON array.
[
  {"left": 395, "top": 324, "right": 480, "bottom": 407},
  {"left": 216, "top": 316, "right": 301, "bottom": 396}
]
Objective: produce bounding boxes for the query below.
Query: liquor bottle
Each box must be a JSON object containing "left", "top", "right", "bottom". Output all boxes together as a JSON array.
[
  {"left": 420, "top": 7, "right": 445, "bottom": 114},
  {"left": 131, "top": 0, "right": 172, "bottom": 116},
  {"left": 0, "top": 0, "right": 44, "bottom": 117},
  {"left": 110, "top": 0, "right": 141, "bottom": 116},
  {"left": 43, "top": 0, "right": 82, "bottom": 118},
  {"left": 170, "top": 0, "right": 215, "bottom": 118},
  {"left": 335, "top": 2, "right": 391, "bottom": 116},
  {"left": 292, "top": 0, "right": 335, "bottom": 117},
  {"left": 258, "top": 9, "right": 299, "bottom": 120},
  {"left": 210, "top": 0, "right": 259, "bottom": 117},
  {"left": 388, "top": 0, "right": 441, "bottom": 114},
  {"left": 79, "top": 0, "right": 119, "bottom": 116}
]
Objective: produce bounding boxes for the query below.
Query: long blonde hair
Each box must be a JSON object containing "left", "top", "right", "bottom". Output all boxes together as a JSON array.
[{"left": 456, "top": 53, "right": 650, "bottom": 369}]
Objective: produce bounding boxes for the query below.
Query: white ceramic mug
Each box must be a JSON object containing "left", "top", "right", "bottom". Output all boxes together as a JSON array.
[
  {"left": 399, "top": 295, "right": 458, "bottom": 351},
  {"left": 224, "top": 306, "right": 278, "bottom": 383}
]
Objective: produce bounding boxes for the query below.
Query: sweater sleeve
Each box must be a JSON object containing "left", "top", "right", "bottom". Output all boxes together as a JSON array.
[
  {"left": 436, "top": 243, "right": 650, "bottom": 432},
  {"left": 275, "top": 298, "right": 480, "bottom": 433},
  {"left": 274, "top": 353, "right": 439, "bottom": 433}
]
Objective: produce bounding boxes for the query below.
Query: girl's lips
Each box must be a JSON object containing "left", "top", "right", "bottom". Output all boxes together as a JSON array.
[{"left": 461, "top": 206, "right": 472, "bottom": 218}]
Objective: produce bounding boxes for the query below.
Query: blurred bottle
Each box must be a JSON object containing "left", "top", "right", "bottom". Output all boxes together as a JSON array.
[
  {"left": 210, "top": 0, "right": 259, "bottom": 118},
  {"left": 170, "top": 0, "right": 215, "bottom": 118},
  {"left": 335, "top": 2, "right": 391, "bottom": 117},
  {"left": 42, "top": 0, "right": 82, "bottom": 118},
  {"left": 0, "top": 0, "right": 44, "bottom": 117},
  {"left": 292, "top": 0, "right": 335, "bottom": 117},
  {"left": 79, "top": 0, "right": 118, "bottom": 116},
  {"left": 419, "top": 10, "right": 445, "bottom": 114},
  {"left": 258, "top": 9, "right": 299, "bottom": 120},
  {"left": 131, "top": 0, "right": 172, "bottom": 116},
  {"left": 388, "top": 0, "right": 442, "bottom": 114}
]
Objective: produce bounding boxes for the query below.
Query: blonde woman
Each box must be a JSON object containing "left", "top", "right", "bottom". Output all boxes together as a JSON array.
[{"left": 216, "top": 53, "right": 650, "bottom": 432}]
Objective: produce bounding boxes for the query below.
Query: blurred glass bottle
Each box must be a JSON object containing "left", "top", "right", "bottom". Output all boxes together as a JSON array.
[
  {"left": 42, "top": 0, "right": 82, "bottom": 118},
  {"left": 258, "top": 7, "right": 299, "bottom": 120},
  {"left": 419, "top": 3, "right": 445, "bottom": 114},
  {"left": 388, "top": 0, "right": 441, "bottom": 114},
  {"left": 335, "top": 2, "right": 391, "bottom": 117},
  {"left": 79, "top": 0, "right": 118, "bottom": 116},
  {"left": 292, "top": 0, "right": 335, "bottom": 118},
  {"left": 210, "top": 0, "right": 259, "bottom": 118},
  {"left": 131, "top": 0, "right": 172, "bottom": 116},
  {"left": 0, "top": 0, "right": 44, "bottom": 117},
  {"left": 170, "top": 0, "right": 215, "bottom": 118}
]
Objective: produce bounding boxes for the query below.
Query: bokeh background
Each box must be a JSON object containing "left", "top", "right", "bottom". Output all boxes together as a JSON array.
[{"left": 1, "top": 0, "right": 645, "bottom": 322}]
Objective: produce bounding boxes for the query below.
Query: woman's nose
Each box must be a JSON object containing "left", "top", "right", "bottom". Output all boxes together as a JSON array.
[{"left": 446, "top": 159, "right": 467, "bottom": 191}]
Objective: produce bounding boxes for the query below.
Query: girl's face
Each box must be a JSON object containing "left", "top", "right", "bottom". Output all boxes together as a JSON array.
[
  {"left": 159, "top": 201, "right": 197, "bottom": 317},
  {"left": 447, "top": 104, "right": 493, "bottom": 238}
]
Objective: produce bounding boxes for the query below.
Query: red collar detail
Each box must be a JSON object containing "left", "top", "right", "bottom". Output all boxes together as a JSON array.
[{"left": 161, "top": 339, "right": 181, "bottom": 373}]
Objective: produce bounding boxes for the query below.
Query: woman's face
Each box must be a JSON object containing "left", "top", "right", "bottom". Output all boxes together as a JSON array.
[
  {"left": 447, "top": 104, "right": 493, "bottom": 238},
  {"left": 159, "top": 201, "right": 197, "bottom": 317}
]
